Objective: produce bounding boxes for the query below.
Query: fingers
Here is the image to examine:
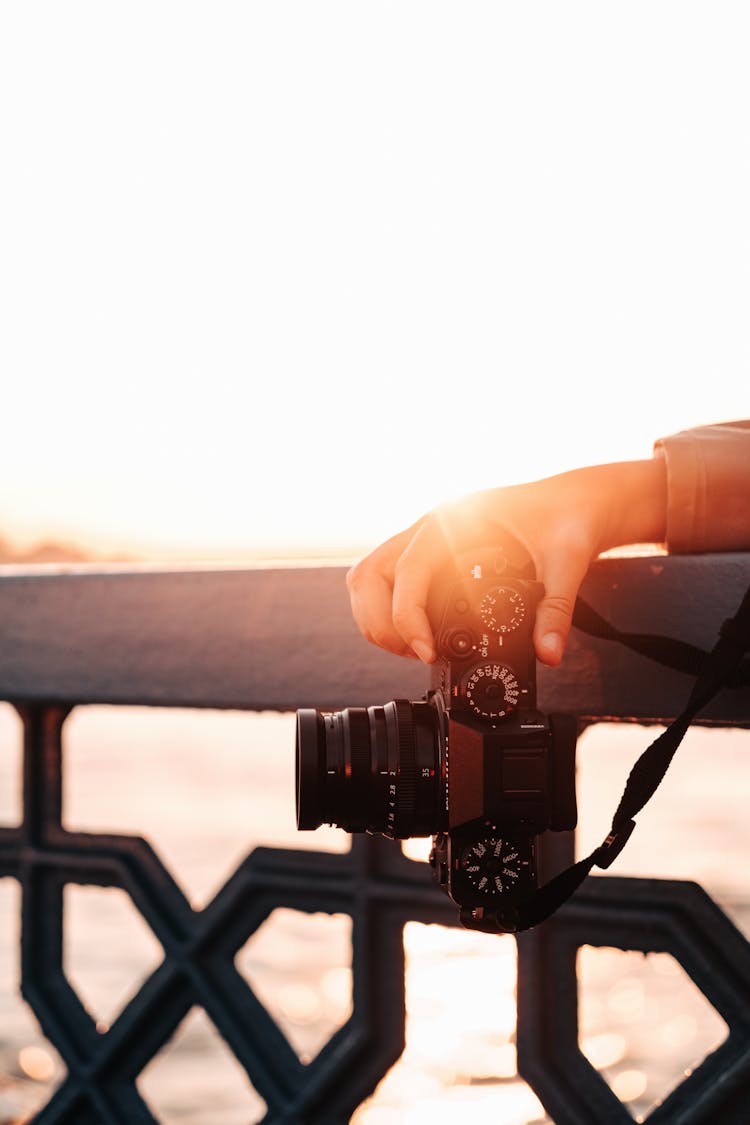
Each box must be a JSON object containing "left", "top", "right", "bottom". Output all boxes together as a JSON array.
[
  {"left": 346, "top": 525, "right": 421, "bottom": 658},
  {"left": 390, "top": 521, "right": 446, "bottom": 662},
  {"left": 532, "top": 543, "right": 591, "bottom": 666},
  {"left": 347, "top": 567, "right": 414, "bottom": 657},
  {"left": 347, "top": 515, "right": 449, "bottom": 663}
]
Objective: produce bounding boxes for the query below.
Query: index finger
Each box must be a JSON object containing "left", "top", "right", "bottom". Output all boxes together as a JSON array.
[
  {"left": 391, "top": 517, "right": 454, "bottom": 662},
  {"left": 346, "top": 523, "right": 423, "bottom": 657}
]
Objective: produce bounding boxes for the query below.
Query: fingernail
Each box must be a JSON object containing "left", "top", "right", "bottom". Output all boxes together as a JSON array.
[
  {"left": 540, "top": 633, "right": 563, "bottom": 665},
  {"left": 411, "top": 639, "right": 434, "bottom": 664}
]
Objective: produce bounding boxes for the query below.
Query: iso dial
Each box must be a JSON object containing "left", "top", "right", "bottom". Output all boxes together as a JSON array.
[
  {"left": 462, "top": 663, "right": 520, "bottom": 720},
  {"left": 480, "top": 586, "right": 526, "bottom": 634},
  {"left": 460, "top": 835, "right": 522, "bottom": 897}
]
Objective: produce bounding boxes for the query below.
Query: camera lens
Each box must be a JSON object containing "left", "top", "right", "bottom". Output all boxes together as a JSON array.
[{"left": 295, "top": 699, "right": 444, "bottom": 839}]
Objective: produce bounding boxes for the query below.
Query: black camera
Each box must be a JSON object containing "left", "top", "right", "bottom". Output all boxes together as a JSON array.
[{"left": 296, "top": 551, "right": 578, "bottom": 933}]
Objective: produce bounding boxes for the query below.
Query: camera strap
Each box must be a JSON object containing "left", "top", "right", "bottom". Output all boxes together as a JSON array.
[{"left": 484, "top": 581, "right": 750, "bottom": 933}]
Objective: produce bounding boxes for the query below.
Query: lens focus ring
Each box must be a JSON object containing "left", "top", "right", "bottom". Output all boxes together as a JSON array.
[{"left": 394, "top": 700, "right": 417, "bottom": 831}]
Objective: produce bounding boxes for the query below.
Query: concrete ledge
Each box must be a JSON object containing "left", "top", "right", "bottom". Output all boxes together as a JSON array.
[
  {"left": 538, "top": 552, "right": 750, "bottom": 725},
  {"left": 0, "top": 554, "right": 749, "bottom": 723}
]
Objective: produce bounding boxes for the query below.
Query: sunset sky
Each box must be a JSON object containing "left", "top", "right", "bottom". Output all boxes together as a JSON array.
[{"left": 1, "top": 4, "right": 748, "bottom": 561}]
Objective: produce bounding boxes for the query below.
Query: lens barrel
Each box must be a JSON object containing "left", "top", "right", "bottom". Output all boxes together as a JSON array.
[{"left": 295, "top": 699, "right": 444, "bottom": 839}]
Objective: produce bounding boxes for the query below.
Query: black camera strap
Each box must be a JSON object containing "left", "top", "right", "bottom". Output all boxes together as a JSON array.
[{"left": 477, "top": 581, "right": 750, "bottom": 934}]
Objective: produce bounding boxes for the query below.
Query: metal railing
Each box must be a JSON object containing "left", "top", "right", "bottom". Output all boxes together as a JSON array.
[{"left": 1, "top": 554, "right": 750, "bottom": 1123}]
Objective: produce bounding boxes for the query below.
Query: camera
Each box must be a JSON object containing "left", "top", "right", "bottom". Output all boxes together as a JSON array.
[{"left": 295, "top": 550, "right": 578, "bottom": 933}]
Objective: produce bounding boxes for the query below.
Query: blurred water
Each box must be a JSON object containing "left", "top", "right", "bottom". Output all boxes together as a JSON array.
[{"left": 1, "top": 703, "right": 748, "bottom": 1123}]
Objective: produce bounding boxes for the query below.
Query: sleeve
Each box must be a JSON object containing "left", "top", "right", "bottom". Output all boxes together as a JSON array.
[{"left": 654, "top": 420, "right": 750, "bottom": 553}]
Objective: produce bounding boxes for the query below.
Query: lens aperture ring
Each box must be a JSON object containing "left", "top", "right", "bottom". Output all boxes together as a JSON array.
[{"left": 394, "top": 700, "right": 418, "bottom": 832}]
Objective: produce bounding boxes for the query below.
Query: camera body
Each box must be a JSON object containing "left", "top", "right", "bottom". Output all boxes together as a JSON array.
[
  {"left": 295, "top": 551, "right": 578, "bottom": 933},
  {"left": 424, "top": 553, "right": 577, "bottom": 930}
]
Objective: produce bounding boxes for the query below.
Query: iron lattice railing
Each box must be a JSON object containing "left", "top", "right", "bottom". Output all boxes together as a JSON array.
[{"left": 1, "top": 556, "right": 750, "bottom": 1122}]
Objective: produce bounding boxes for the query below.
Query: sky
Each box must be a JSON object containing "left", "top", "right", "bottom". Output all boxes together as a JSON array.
[{"left": 1, "top": 3, "right": 748, "bottom": 561}]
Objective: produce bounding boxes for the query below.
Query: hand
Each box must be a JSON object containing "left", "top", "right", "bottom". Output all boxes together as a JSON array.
[{"left": 347, "top": 458, "right": 666, "bottom": 667}]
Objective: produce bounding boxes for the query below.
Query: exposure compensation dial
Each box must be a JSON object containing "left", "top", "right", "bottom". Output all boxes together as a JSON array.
[{"left": 479, "top": 585, "right": 526, "bottom": 635}]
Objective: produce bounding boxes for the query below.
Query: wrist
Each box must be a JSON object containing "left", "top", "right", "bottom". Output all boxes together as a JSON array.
[{"left": 599, "top": 457, "right": 667, "bottom": 551}]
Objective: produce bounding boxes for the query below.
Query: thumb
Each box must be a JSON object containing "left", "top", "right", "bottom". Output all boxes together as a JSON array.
[{"left": 533, "top": 552, "right": 590, "bottom": 667}]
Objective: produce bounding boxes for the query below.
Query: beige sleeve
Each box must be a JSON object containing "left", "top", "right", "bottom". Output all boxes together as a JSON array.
[{"left": 654, "top": 420, "right": 750, "bottom": 553}]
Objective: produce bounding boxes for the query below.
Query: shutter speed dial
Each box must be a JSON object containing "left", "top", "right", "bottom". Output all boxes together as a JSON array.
[
  {"left": 461, "top": 663, "right": 520, "bottom": 719},
  {"left": 480, "top": 586, "right": 526, "bottom": 634}
]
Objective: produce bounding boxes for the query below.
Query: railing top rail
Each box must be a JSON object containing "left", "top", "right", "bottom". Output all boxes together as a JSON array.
[{"left": 1, "top": 553, "right": 749, "bottom": 724}]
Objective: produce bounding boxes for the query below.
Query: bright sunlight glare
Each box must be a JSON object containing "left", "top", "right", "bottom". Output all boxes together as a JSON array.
[{"left": 1, "top": 3, "right": 748, "bottom": 561}]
